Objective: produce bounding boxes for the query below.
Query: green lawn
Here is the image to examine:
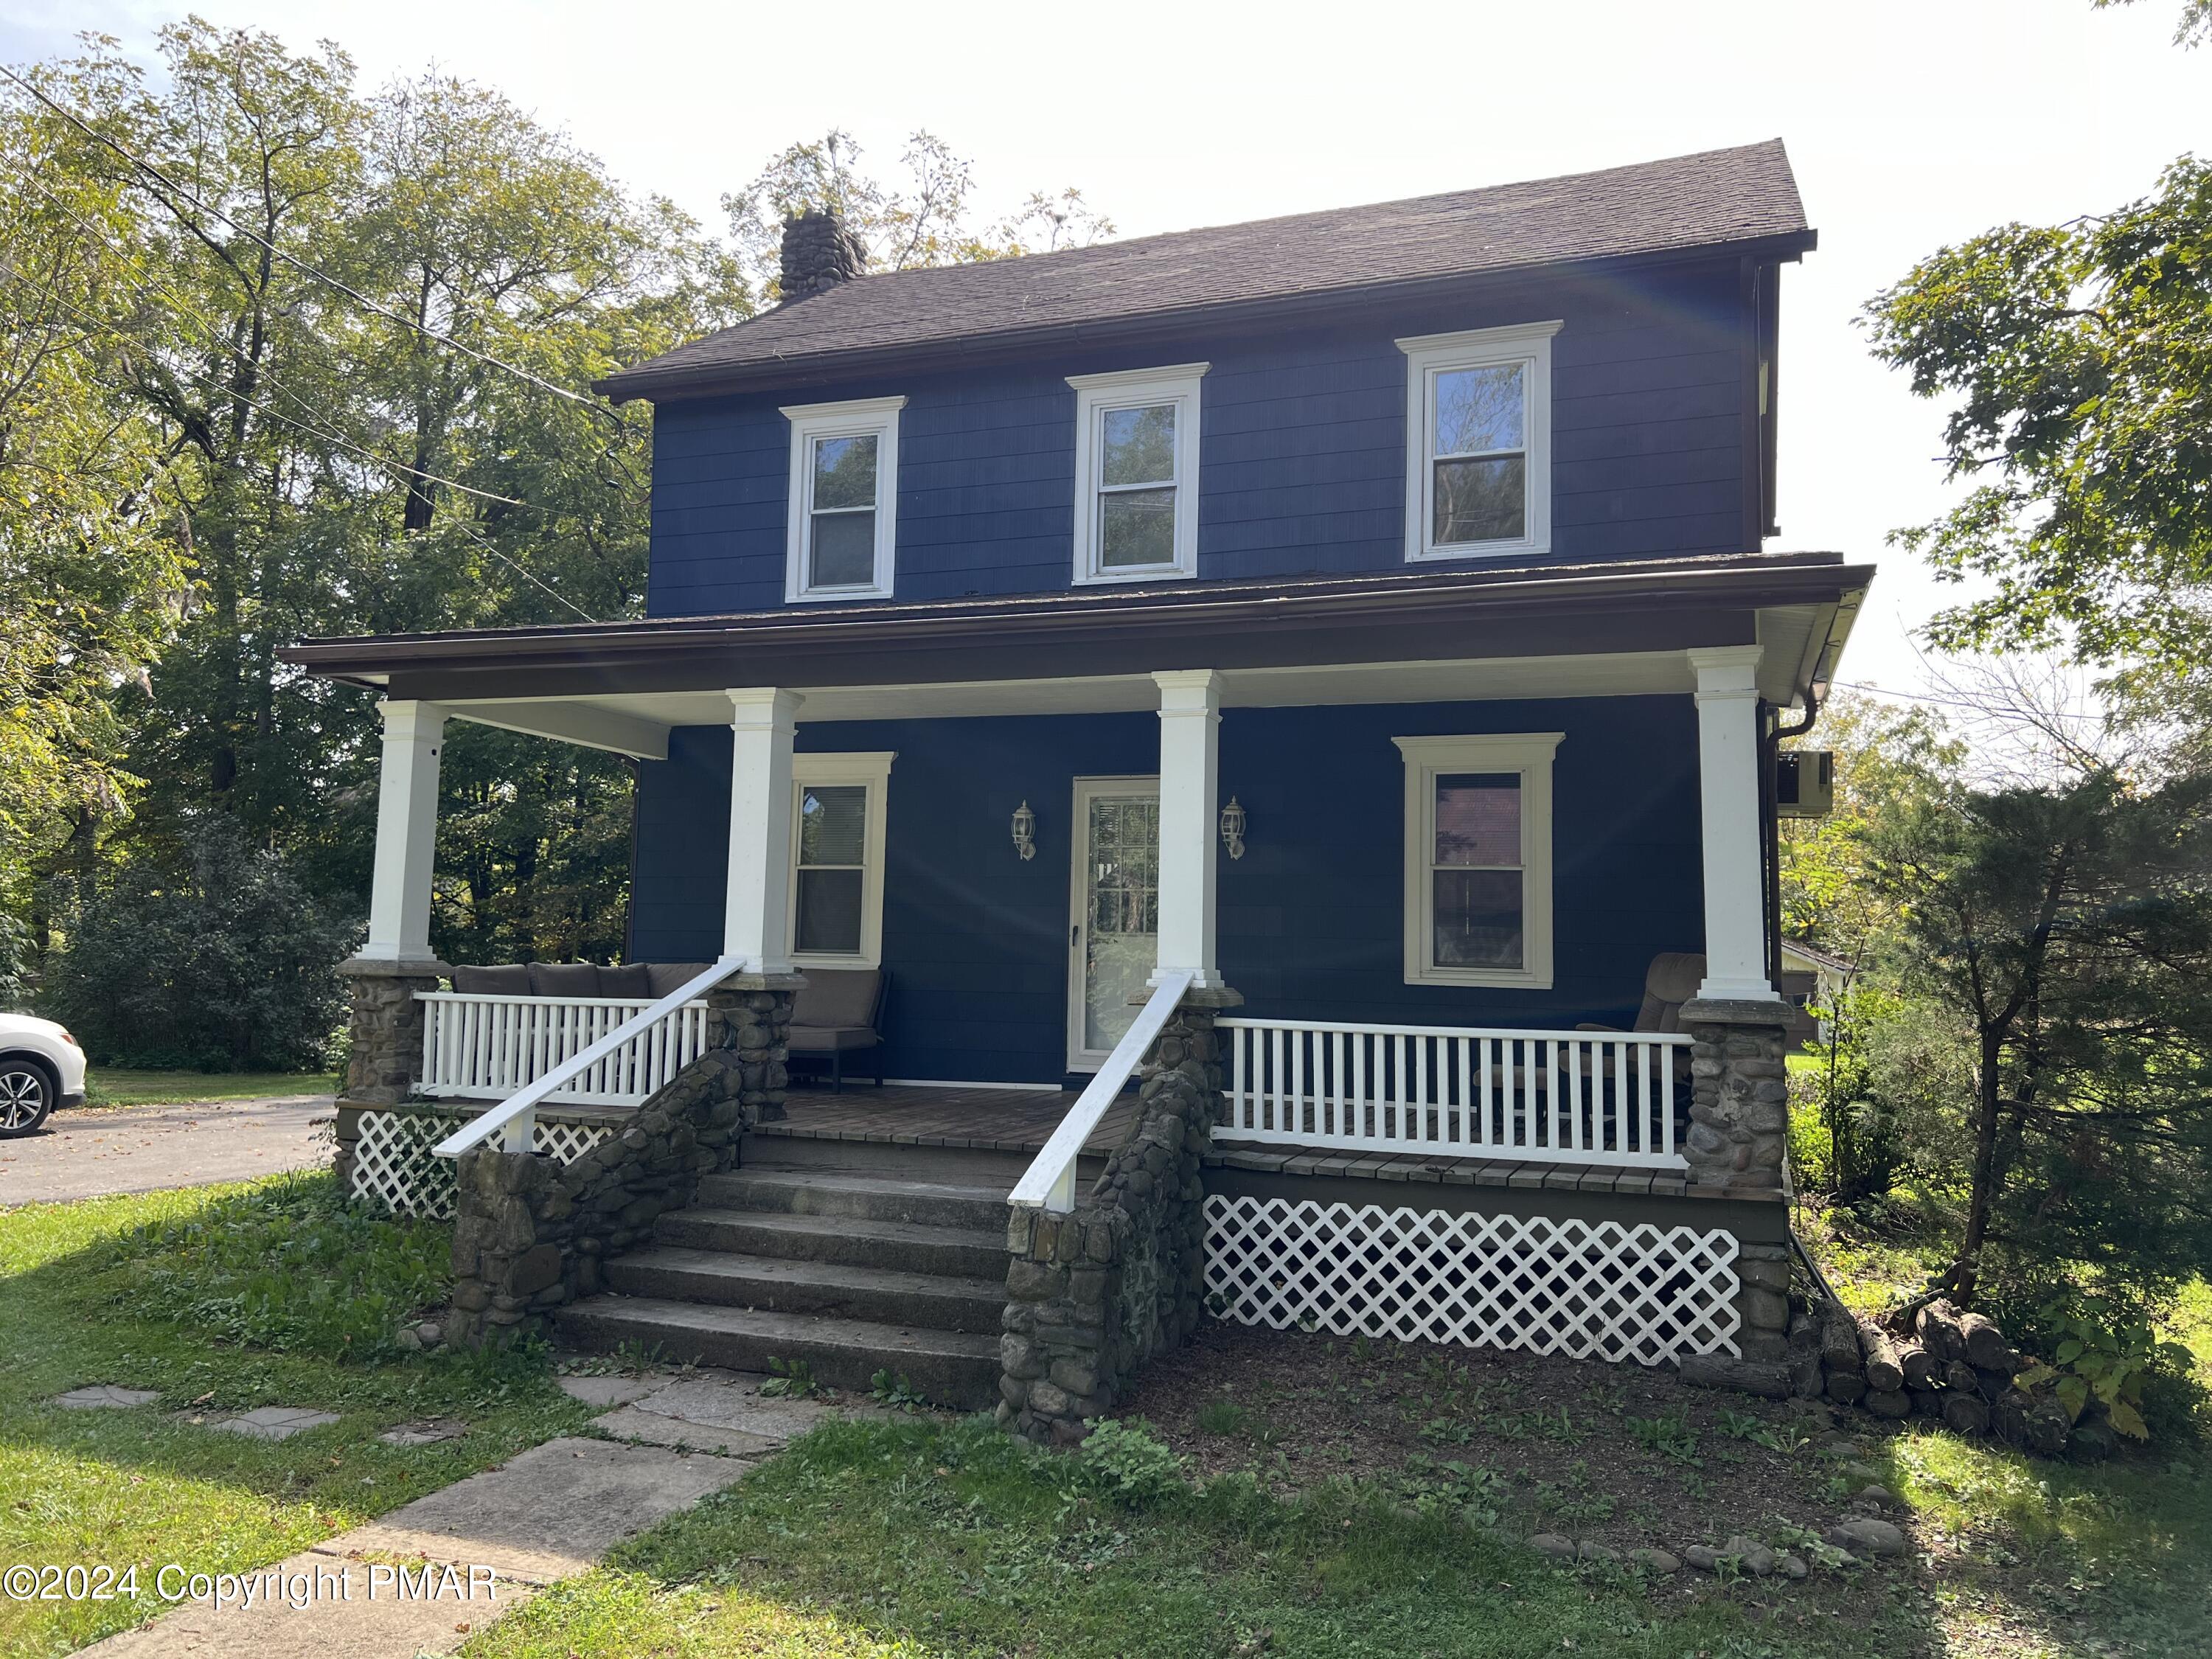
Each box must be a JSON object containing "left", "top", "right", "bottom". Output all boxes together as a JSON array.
[
  {"left": 82, "top": 1068, "right": 339, "bottom": 1107},
  {"left": 0, "top": 1177, "right": 589, "bottom": 1658}
]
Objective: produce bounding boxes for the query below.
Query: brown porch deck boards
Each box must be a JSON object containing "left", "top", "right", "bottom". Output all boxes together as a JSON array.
[
  {"left": 764, "top": 1084, "right": 1710, "bottom": 1199},
  {"left": 766, "top": 1082, "right": 1128, "bottom": 1158}
]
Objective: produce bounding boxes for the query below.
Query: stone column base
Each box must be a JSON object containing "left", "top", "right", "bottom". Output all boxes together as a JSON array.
[
  {"left": 703, "top": 971, "right": 804, "bottom": 1124},
  {"left": 335, "top": 955, "right": 449, "bottom": 1116},
  {"left": 999, "top": 985, "right": 1241, "bottom": 1445}
]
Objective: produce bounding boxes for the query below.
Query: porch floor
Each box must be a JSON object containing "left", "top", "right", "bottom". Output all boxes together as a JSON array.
[{"left": 771, "top": 1083, "right": 1719, "bottom": 1199}]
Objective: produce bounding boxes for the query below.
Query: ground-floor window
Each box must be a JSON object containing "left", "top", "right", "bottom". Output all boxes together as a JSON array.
[
  {"left": 788, "top": 751, "right": 895, "bottom": 968},
  {"left": 1392, "top": 732, "right": 1560, "bottom": 989}
]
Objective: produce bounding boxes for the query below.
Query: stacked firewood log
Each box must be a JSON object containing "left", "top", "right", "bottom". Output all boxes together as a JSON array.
[{"left": 1801, "top": 1294, "right": 2077, "bottom": 1455}]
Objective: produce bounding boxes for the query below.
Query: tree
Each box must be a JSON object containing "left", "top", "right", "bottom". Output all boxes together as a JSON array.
[
  {"left": 1863, "top": 766, "right": 2212, "bottom": 1310},
  {"left": 724, "top": 129, "right": 1113, "bottom": 301},
  {"left": 2095, "top": 0, "right": 2212, "bottom": 47},
  {"left": 44, "top": 815, "right": 356, "bottom": 1069},
  {"left": 1864, "top": 153, "right": 2212, "bottom": 668}
]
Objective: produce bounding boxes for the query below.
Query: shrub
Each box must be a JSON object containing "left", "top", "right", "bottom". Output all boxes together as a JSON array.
[
  {"left": 1074, "top": 1416, "right": 1186, "bottom": 1507},
  {"left": 44, "top": 816, "right": 357, "bottom": 1070},
  {"left": 88, "top": 1171, "right": 449, "bottom": 1361}
]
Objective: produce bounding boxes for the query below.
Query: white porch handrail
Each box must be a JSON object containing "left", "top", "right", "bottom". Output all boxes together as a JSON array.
[
  {"left": 1010, "top": 970, "right": 1195, "bottom": 1215},
  {"left": 431, "top": 956, "right": 744, "bottom": 1158},
  {"left": 1218, "top": 1016, "right": 1691, "bottom": 1169}
]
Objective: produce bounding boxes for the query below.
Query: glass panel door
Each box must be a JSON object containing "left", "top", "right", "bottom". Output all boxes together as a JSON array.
[{"left": 1069, "top": 779, "right": 1158, "bottom": 1067}]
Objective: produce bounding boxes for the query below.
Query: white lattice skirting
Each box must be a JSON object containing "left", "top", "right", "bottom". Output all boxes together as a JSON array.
[
  {"left": 348, "top": 1110, "right": 613, "bottom": 1220},
  {"left": 1203, "top": 1195, "right": 1742, "bottom": 1366}
]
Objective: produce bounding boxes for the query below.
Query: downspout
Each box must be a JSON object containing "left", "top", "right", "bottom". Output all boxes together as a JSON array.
[{"left": 1764, "top": 684, "right": 1824, "bottom": 990}]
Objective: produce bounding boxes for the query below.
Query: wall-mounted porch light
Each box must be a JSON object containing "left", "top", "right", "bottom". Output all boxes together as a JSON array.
[
  {"left": 1220, "top": 795, "right": 1246, "bottom": 860},
  {"left": 1012, "top": 799, "right": 1036, "bottom": 861}
]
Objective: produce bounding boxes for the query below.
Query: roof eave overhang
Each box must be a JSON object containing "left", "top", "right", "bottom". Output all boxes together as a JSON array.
[
  {"left": 280, "top": 553, "right": 1872, "bottom": 709},
  {"left": 597, "top": 230, "right": 1820, "bottom": 406}
]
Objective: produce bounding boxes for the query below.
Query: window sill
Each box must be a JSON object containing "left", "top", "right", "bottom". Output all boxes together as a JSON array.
[
  {"left": 1405, "top": 967, "right": 1554, "bottom": 990},
  {"left": 785, "top": 585, "right": 895, "bottom": 605},
  {"left": 1071, "top": 563, "right": 1196, "bottom": 588},
  {"left": 1405, "top": 539, "right": 1551, "bottom": 565}
]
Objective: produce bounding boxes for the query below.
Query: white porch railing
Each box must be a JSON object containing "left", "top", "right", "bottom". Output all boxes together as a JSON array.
[
  {"left": 1217, "top": 1018, "right": 1690, "bottom": 1168},
  {"left": 1010, "top": 970, "right": 1194, "bottom": 1215},
  {"left": 428, "top": 957, "right": 742, "bottom": 1158},
  {"left": 418, "top": 992, "right": 714, "bottom": 1107}
]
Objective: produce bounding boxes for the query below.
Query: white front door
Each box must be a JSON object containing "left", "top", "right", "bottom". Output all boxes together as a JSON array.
[{"left": 1068, "top": 776, "right": 1159, "bottom": 1071}]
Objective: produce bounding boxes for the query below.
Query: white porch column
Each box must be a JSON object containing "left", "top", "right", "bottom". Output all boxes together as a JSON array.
[
  {"left": 724, "top": 688, "right": 802, "bottom": 973},
  {"left": 1152, "top": 669, "right": 1223, "bottom": 989},
  {"left": 361, "top": 699, "right": 446, "bottom": 966},
  {"left": 1688, "top": 646, "right": 1779, "bottom": 1003}
]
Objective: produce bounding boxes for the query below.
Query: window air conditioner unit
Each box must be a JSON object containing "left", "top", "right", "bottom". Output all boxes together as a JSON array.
[{"left": 1776, "top": 751, "right": 1834, "bottom": 818}]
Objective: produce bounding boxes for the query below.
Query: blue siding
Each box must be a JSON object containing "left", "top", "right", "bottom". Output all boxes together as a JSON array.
[
  {"left": 645, "top": 266, "right": 1749, "bottom": 618},
  {"left": 629, "top": 697, "right": 1705, "bottom": 1084}
]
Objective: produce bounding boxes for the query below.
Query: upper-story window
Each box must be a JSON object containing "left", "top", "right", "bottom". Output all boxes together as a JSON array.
[
  {"left": 1397, "top": 322, "right": 1560, "bottom": 563},
  {"left": 1067, "top": 364, "right": 1206, "bottom": 585},
  {"left": 782, "top": 396, "right": 904, "bottom": 602}
]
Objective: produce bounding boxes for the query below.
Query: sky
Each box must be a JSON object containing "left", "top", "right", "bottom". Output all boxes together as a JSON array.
[{"left": 3, "top": 0, "right": 2205, "bottom": 700}]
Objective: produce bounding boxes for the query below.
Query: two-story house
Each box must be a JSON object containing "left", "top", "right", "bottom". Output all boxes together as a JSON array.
[{"left": 291, "top": 139, "right": 1869, "bottom": 1422}]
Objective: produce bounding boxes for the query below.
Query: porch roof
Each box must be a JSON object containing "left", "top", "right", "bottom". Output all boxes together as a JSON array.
[{"left": 279, "top": 550, "right": 1870, "bottom": 759}]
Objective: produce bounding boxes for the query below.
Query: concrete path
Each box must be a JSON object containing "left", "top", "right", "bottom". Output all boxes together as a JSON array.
[
  {"left": 0, "top": 1096, "right": 333, "bottom": 1206},
  {"left": 76, "top": 1367, "right": 855, "bottom": 1658}
]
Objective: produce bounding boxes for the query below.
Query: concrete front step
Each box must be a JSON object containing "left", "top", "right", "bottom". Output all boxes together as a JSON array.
[
  {"left": 655, "top": 1206, "right": 1009, "bottom": 1281},
  {"left": 554, "top": 1295, "right": 1002, "bottom": 1410},
  {"left": 695, "top": 1166, "right": 1011, "bottom": 1231},
  {"left": 741, "top": 1130, "right": 1108, "bottom": 1187},
  {"left": 603, "top": 1246, "right": 1006, "bottom": 1333}
]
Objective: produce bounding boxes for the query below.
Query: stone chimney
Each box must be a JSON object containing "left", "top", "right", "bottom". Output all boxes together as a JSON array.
[{"left": 778, "top": 209, "right": 866, "bottom": 302}]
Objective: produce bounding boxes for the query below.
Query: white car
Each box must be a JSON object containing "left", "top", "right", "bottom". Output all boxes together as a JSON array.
[{"left": 0, "top": 1013, "right": 86, "bottom": 1136}]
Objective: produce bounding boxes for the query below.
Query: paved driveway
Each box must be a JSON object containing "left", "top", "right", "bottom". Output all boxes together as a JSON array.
[{"left": 0, "top": 1095, "right": 335, "bottom": 1206}]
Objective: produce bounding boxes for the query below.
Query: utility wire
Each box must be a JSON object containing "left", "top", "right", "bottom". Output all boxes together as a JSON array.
[
  {"left": 1, "top": 61, "right": 622, "bottom": 425},
  {"left": 26, "top": 171, "right": 540, "bottom": 515},
  {"left": 46, "top": 288, "right": 597, "bottom": 623}
]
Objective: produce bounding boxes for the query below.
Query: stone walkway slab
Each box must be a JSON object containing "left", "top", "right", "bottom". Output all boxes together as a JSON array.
[
  {"left": 216, "top": 1406, "right": 340, "bottom": 1440},
  {"left": 55, "top": 1385, "right": 159, "bottom": 1409},
  {"left": 77, "top": 1548, "right": 526, "bottom": 1658},
  {"left": 556, "top": 1371, "right": 672, "bottom": 1407},
  {"left": 591, "top": 1403, "right": 785, "bottom": 1457},
  {"left": 329, "top": 1436, "right": 754, "bottom": 1583},
  {"left": 620, "top": 1372, "right": 846, "bottom": 1436}
]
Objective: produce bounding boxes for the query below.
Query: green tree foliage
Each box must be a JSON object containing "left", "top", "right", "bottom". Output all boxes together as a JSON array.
[
  {"left": 45, "top": 815, "right": 356, "bottom": 1069},
  {"left": 1863, "top": 153, "right": 2212, "bottom": 667},
  {"left": 724, "top": 128, "right": 1113, "bottom": 300},
  {"left": 2095, "top": 0, "right": 2212, "bottom": 48},
  {"left": 1863, "top": 767, "right": 2212, "bottom": 1310}
]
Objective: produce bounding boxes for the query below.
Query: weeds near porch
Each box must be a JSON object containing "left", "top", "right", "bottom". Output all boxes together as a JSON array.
[
  {"left": 1071, "top": 1416, "right": 1186, "bottom": 1507},
  {"left": 868, "top": 1369, "right": 927, "bottom": 1412},
  {"left": 82, "top": 1170, "right": 448, "bottom": 1361},
  {"left": 759, "top": 1356, "right": 824, "bottom": 1399},
  {"left": 1624, "top": 1409, "right": 1702, "bottom": 1464}
]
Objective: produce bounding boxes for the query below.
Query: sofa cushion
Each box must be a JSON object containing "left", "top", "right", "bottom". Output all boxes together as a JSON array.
[
  {"left": 792, "top": 967, "right": 881, "bottom": 1030},
  {"left": 599, "top": 962, "right": 654, "bottom": 1000},
  {"left": 645, "top": 961, "right": 715, "bottom": 999},
  {"left": 787, "top": 1025, "right": 882, "bottom": 1053},
  {"left": 451, "top": 963, "right": 532, "bottom": 996},
  {"left": 529, "top": 961, "right": 605, "bottom": 998},
  {"left": 1634, "top": 951, "right": 1707, "bottom": 1034}
]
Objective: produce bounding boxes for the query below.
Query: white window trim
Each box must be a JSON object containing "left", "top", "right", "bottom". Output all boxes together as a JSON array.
[
  {"left": 1067, "top": 363, "right": 1207, "bottom": 586},
  {"left": 786, "top": 751, "right": 895, "bottom": 970},
  {"left": 782, "top": 396, "right": 905, "bottom": 602},
  {"left": 1397, "top": 321, "right": 1560, "bottom": 564},
  {"left": 1393, "top": 732, "right": 1562, "bottom": 989}
]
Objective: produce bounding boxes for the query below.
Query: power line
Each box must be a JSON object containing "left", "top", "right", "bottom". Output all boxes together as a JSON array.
[
  {"left": 1, "top": 62, "right": 622, "bottom": 425},
  {"left": 25, "top": 170, "right": 538, "bottom": 515},
  {"left": 45, "top": 288, "right": 597, "bottom": 624}
]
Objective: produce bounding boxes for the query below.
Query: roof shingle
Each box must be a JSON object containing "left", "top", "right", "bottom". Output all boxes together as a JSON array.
[{"left": 603, "top": 139, "right": 1806, "bottom": 401}]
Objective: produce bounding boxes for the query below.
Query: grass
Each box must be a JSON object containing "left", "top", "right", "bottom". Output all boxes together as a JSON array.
[
  {"left": 81, "top": 1068, "right": 338, "bottom": 1107},
  {"left": 0, "top": 1175, "right": 590, "bottom": 1657},
  {"left": 462, "top": 1416, "right": 1775, "bottom": 1659}
]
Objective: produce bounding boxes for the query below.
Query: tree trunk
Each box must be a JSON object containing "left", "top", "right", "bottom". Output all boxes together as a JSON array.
[
  {"left": 1856, "top": 1317, "right": 1905, "bottom": 1393},
  {"left": 1953, "top": 1030, "right": 2006, "bottom": 1306}
]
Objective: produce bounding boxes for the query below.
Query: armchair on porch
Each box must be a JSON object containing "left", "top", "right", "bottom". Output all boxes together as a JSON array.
[
  {"left": 786, "top": 968, "right": 888, "bottom": 1093},
  {"left": 1576, "top": 950, "right": 1704, "bottom": 1084}
]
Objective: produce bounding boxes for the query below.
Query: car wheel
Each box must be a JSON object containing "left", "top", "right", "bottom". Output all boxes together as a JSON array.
[{"left": 0, "top": 1060, "right": 54, "bottom": 1137}]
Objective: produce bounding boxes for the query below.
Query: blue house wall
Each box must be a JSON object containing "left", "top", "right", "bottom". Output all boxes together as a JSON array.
[
  {"left": 629, "top": 696, "right": 1705, "bottom": 1084},
  {"left": 645, "top": 263, "right": 1752, "bottom": 619}
]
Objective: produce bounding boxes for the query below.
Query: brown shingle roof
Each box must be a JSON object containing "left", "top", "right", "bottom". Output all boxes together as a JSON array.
[{"left": 602, "top": 139, "right": 1808, "bottom": 402}]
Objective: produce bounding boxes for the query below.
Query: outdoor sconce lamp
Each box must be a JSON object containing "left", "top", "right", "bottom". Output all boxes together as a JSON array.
[
  {"left": 1220, "top": 796, "right": 1246, "bottom": 860},
  {"left": 1012, "top": 799, "right": 1036, "bottom": 861}
]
